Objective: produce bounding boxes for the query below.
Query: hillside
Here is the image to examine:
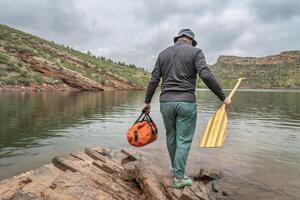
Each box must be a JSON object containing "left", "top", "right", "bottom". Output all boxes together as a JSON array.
[
  {"left": 0, "top": 24, "right": 150, "bottom": 91},
  {"left": 1, "top": 24, "right": 299, "bottom": 91},
  {"left": 198, "top": 51, "right": 300, "bottom": 89}
]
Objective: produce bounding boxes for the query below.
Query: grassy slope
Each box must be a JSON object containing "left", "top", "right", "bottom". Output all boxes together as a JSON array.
[
  {"left": 211, "top": 62, "right": 300, "bottom": 89},
  {"left": 0, "top": 24, "right": 150, "bottom": 88},
  {"left": 1, "top": 24, "right": 299, "bottom": 90},
  {"left": 196, "top": 61, "right": 300, "bottom": 89}
]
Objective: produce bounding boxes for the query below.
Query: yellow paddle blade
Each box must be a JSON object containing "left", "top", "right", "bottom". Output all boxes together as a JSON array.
[
  {"left": 199, "top": 78, "right": 245, "bottom": 148},
  {"left": 199, "top": 105, "right": 228, "bottom": 148}
]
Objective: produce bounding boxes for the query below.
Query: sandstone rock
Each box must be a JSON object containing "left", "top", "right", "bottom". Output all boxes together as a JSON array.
[
  {"left": 92, "top": 160, "right": 115, "bottom": 174},
  {"left": 196, "top": 168, "right": 224, "bottom": 181},
  {"left": 212, "top": 182, "right": 221, "bottom": 193},
  {"left": 0, "top": 147, "right": 233, "bottom": 200},
  {"left": 121, "top": 148, "right": 140, "bottom": 160},
  {"left": 19, "top": 55, "right": 105, "bottom": 91},
  {"left": 194, "top": 190, "right": 210, "bottom": 200},
  {"left": 217, "top": 51, "right": 300, "bottom": 66},
  {"left": 70, "top": 151, "right": 95, "bottom": 163},
  {"left": 93, "top": 147, "right": 112, "bottom": 157},
  {"left": 50, "top": 170, "right": 114, "bottom": 200},
  {"left": 52, "top": 155, "right": 82, "bottom": 173},
  {"left": 84, "top": 147, "right": 107, "bottom": 163},
  {"left": 181, "top": 187, "right": 198, "bottom": 200},
  {"left": 85, "top": 148, "right": 124, "bottom": 172},
  {"left": 9, "top": 191, "right": 42, "bottom": 200}
]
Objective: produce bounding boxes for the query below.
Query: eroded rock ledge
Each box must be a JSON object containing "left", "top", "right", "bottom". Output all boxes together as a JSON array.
[
  {"left": 217, "top": 50, "right": 300, "bottom": 66},
  {"left": 0, "top": 147, "right": 233, "bottom": 200}
]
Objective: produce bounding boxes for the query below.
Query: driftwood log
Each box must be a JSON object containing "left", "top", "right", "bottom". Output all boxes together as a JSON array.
[{"left": 0, "top": 147, "right": 233, "bottom": 200}]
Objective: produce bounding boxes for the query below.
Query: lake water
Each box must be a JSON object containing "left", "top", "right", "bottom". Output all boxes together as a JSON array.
[{"left": 0, "top": 90, "right": 299, "bottom": 199}]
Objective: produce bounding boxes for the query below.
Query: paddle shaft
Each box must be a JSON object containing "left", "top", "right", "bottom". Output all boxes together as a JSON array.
[{"left": 227, "top": 78, "right": 245, "bottom": 100}]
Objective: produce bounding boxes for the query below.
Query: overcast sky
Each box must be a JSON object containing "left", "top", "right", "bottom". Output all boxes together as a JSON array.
[{"left": 0, "top": 0, "right": 300, "bottom": 69}]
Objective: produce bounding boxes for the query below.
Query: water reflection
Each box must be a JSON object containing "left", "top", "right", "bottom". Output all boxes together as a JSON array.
[{"left": 0, "top": 91, "right": 143, "bottom": 159}]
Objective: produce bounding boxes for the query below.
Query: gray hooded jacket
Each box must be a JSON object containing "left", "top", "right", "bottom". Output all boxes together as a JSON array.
[{"left": 145, "top": 40, "right": 226, "bottom": 103}]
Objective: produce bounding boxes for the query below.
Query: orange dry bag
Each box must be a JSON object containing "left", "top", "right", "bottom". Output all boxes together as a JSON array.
[{"left": 127, "top": 112, "right": 158, "bottom": 147}]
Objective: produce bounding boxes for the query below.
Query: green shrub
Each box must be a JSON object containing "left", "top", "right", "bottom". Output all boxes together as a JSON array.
[
  {"left": 0, "top": 70, "right": 6, "bottom": 77},
  {"left": 0, "top": 29, "right": 10, "bottom": 40},
  {"left": 0, "top": 52, "right": 11, "bottom": 65},
  {"left": 18, "top": 44, "right": 36, "bottom": 55},
  {"left": 33, "top": 75, "right": 44, "bottom": 84},
  {"left": 4, "top": 77, "right": 18, "bottom": 85},
  {"left": 19, "top": 77, "right": 31, "bottom": 86},
  {"left": 19, "top": 68, "right": 29, "bottom": 76},
  {"left": 4, "top": 64, "right": 20, "bottom": 72}
]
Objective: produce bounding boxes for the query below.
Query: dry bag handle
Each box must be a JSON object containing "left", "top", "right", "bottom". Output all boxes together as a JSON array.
[
  {"left": 133, "top": 112, "right": 158, "bottom": 134},
  {"left": 133, "top": 111, "right": 151, "bottom": 124},
  {"left": 134, "top": 112, "right": 145, "bottom": 124},
  {"left": 144, "top": 114, "right": 158, "bottom": 134}
]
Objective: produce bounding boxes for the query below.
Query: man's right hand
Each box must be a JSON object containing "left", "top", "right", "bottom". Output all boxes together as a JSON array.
[
  {"left": 142, "top": 103, "right": 151, "bottom": 114},
  {"left": 223, "top": 97, "right": 231, "bottom": 108}
]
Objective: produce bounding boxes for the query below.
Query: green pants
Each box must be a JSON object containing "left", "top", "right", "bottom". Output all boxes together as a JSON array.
[{"left": 160, "top": 102, "right": 197, "bottom": 179}]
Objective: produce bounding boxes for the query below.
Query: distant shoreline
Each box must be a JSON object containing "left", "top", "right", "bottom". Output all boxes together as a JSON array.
[
  {"left": 0, "top": 85, "right": 145, "bottom": 92},
  {"left": 1, "top": 85, "right": 300, "bottom": 93},
  {"left": 197, "top": 88, "right": 300, "bottom": 92}
]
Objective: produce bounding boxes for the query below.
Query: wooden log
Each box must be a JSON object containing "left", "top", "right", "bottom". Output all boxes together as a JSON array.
[
  {"left": 131, "top": 159, "right": 169, "bottom": 200},
  {"left": 162, "top": 177, "right": 181, "bottom": 200}
]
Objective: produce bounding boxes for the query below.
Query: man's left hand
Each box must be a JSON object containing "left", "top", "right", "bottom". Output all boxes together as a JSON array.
[
  {"left": 223, "top": 97, "right": 231, "bottom": 108},
  {"left": 142, "top": 103, "right": 150, "bottom": 114}
]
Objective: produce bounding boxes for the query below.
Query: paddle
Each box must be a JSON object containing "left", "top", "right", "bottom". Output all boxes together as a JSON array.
[{"left": 199, "top": 78, "right": 245, "bottom": 148}]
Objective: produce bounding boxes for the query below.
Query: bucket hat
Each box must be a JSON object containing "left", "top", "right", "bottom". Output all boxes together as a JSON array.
[{"left": 173, "top": 28, "right": 197, "bottom": 46}]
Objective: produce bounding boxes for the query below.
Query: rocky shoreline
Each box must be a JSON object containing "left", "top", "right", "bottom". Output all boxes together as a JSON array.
[
  {"left": 0, "top": 147, "right": 233, "bottom": 200},
  {"left": 0, "top": 85, "right": 145, "bottom": 92},
  {"left": 0, "top": 84, "right": 77, "bottom": 92}
]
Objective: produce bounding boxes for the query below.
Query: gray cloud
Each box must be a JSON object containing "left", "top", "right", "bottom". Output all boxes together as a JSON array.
[
  {"left": 249, "top": 0, "right": 300, "bottom": 23},
  {"left": 0, "top": 0, "right": 110, "bottom": 48},
  {"left": 0, "top": 0, "right": 299, "bottom": 70},
  {"left": 131, "top": 0, "right": 231, "bottom": 25}
]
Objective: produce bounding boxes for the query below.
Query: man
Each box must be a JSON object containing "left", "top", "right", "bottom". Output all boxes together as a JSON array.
[{"left": 143, "top": 28, "right": 231, "bottom": 189}]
